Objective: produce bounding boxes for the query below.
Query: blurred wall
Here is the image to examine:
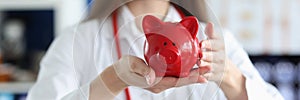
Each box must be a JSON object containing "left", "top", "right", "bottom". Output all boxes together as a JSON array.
[{"left": 209, "top": 0, "right": 300, "bottom": 55}]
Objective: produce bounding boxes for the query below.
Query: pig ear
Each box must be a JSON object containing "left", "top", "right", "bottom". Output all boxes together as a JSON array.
[
  {"left": 180, "top": 16, "right": 199, "bottom": 39},
  {"left": 145, "top": 34, "right": 152, "bottom": 44},
  {"left": 142, "top": 15, "right": 163, "bottom": 34},
  {"left": 145, "top": 34, "right": 151, "bottom": 39}
]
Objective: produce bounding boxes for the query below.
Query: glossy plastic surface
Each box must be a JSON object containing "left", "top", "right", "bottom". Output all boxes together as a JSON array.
[{"left": 143, "top": 15, "right": 202, "bottom": 77}]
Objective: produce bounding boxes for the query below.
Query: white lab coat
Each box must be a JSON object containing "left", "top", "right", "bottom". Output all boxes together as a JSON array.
[{"left": 27, "top": 5, "right": 283, "bottom": 100}]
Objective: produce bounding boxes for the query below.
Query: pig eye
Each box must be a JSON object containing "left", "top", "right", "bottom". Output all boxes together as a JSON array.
[
  {"left": 172, "top": 42, "right": 176, "bottom": 46},
  {"left": 163, "top": 42, "right": 167, "bottom": 46}
]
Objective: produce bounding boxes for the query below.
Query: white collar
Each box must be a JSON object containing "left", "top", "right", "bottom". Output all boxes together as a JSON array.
[
  {"left": 117, "top": 5, "right": 135, "bottom": 27},
  {"left": 118, "top": 4, "right": 182, "bottom": 23}
]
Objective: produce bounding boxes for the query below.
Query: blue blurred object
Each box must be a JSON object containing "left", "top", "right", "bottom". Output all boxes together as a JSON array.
[
  {"left": 87, "top": 0, "right": 93, "bottom": 11},
  {"left": 273, "top": 61, "right": 295, "bottom": 84},
  {"left": 298, "top": 88, "right": 300, "bottom": 100},
  {"left": 2, "top": 10, "right": 54, "bottom": 52},
  {"left": 254, "top": 62, "right": 272, "bottom": 82},
  {"left": 0, "top": 93, "right": 14, "bottom": 100},
  {"left": 298, "top": 62, "right": 300, "bottom": 82},
  {"left": 1, "top": 10, "right": 54, "bottom": 70},
  {"left": 296, "top": 87, "right": 300, "bottom": 100},
  {"left": 277, "top": 83, "right": 295, "bottom": 100},
  {"left": 15, "top": 93, "right": 27, "bottom": 100},
  {"left": 250, "top": 56, "right": 300, "bottom": 100}
]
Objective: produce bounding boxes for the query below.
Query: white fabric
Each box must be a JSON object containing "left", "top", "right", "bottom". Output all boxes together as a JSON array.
[{"left": 27, "top": 5, "right": 283, "bottom": 100}]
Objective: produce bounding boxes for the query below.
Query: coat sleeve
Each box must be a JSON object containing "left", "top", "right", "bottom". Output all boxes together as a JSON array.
[
  {"left": 27, "top": 28, "right": 91, "bottom": 100},
  {"left": 223, "top": 30, "right": 284, "bottom": 100}
]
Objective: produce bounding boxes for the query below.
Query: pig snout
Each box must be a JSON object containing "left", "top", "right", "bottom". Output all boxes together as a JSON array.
[{"left": 158, "top": 48, "right": 180, "bottom": 64}]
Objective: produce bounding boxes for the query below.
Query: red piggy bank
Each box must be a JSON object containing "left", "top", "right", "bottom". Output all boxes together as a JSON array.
[{"left": 143, "top": 15, "right": 202, "bottom": 77}]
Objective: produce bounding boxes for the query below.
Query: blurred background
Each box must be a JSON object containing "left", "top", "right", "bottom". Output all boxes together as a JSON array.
[
  {"left": 0, "top": 0, "right": 299, "bottom": 100},
  {"left": 210, "top": 0, "right": 300, "bottom": 100}
]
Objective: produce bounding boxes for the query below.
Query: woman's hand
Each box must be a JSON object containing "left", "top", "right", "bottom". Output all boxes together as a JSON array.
[
  {"left": 145, "top": 68, "right": 208, "bottom": 93},
  {"left": 96, "top": 55, "right": 209, "bottom": 96},
  {"left": 198, "top": 22, "right": 226, "bottom": 83},
  {"left": 199, "top": 22, "right": 248, "bottom": 100},
  {"left": 90, "top": 56, "right": 155, "bottom": 100},
  {"left": 99, "top": 55, "right": 156, "bottom": 95},
  {"left": 111, "top": 55, "right": 156, "bottom": 88}
]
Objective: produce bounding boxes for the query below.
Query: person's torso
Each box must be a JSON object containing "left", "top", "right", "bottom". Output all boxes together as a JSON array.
[{"left": 88, "top": 5, "right": 227, "bottom": 100}]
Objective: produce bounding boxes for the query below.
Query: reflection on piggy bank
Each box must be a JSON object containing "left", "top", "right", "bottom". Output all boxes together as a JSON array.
[{"left": 143, "top": 15, "right": 202, "bottom": 77}]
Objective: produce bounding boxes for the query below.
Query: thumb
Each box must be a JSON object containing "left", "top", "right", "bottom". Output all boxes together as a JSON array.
[
  {"left": 113, "top": 56, "right": 156, "bottom": 88},
  {"left": 132, "top": 60, "right": 156, "bottom": 86},
  {"left": 205, "top": 22, "right": 217, "bottom": 39},
  {"left": 144, "top": 67, "right": 156, "bottom": 86}
]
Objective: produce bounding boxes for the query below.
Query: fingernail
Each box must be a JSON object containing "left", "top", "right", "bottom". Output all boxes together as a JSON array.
[{"left": 145, "top": 74, "right": 151, "bottom": 85}]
